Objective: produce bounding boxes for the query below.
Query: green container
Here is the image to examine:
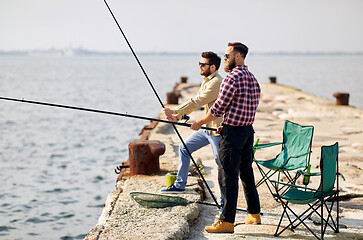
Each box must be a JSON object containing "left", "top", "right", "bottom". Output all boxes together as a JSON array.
[{"left": 165, "top": 172, "right": 177, "bottom": 188}]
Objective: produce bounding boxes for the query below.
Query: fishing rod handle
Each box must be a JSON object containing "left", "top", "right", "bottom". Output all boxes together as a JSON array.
[{"left": 176, "top": 122, "right": 217, "bottom": 132}]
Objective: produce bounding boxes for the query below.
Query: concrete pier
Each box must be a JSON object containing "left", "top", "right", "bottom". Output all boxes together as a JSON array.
[{"left": 84, "top": 82, "right": 363, "bottom": 240}]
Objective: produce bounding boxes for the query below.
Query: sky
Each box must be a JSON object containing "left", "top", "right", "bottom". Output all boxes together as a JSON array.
[{"left": 1, "top": 0, "right": 363, "bottom": 53}]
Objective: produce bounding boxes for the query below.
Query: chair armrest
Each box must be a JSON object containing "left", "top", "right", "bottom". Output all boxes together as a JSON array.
[
  {"left": 271, "top": 180, "right": 318, "bottom": 192},
  {"left": 297, "top": 169, "right": 320, "bottom": 176},
  {"left": 255, "top": 142, "right": 283, "bottom": 149}
]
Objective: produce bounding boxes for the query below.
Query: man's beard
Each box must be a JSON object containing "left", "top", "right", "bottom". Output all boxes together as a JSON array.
[
  {"left": 224, "top": 57, "right": 236, "bottom": 72},
  {"left": 201, "top": 69, "right": 211, "bottom": 77}
]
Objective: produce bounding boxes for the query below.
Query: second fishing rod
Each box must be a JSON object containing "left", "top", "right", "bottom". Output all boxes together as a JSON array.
[
  {"left": 0, "top": 96, "right": 216, "bottom": 132},
  {"left": 103, "top": 0, "right": 221, "bottom": 207}
]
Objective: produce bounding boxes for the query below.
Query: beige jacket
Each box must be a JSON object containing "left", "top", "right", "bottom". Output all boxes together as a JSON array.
[{"left": 173, "top": 71, "right": 223, "bottom": 136}]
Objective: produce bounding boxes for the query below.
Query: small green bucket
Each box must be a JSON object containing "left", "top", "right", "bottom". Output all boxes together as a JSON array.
[{"left": 165, "top": 172, "right": 177, "bottom": 188}]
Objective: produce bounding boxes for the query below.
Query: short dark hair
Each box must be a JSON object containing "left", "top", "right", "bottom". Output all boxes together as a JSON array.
[
  {"left": 201, "top": 51, "right": 221, "bottom": 70},
  {"left": 228, "top": 42, "right": 248, "bottom": 58}
]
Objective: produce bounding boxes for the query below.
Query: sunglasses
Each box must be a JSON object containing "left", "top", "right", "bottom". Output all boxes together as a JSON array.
[
  {"left": 199, "top": 62, "right": 212, "bottom": 67},
  {"left": 224, "top": 54, "right": 230, "bottom": 59}
]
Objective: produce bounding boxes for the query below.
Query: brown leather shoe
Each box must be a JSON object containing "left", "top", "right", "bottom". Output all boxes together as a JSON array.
[
  {"left": 245, "top": 213, "right": 261, "bottom": 224},
  {"left": 205, "top": 219, "right": 234, "bottom": 233}
]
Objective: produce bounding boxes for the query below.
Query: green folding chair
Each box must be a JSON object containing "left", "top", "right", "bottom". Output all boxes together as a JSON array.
[
  {"left": 254, "top": 120, "right": 314, "bottom": 197},
  {"left": 272, "top": 142, "right": 339, "bottom": 240}
]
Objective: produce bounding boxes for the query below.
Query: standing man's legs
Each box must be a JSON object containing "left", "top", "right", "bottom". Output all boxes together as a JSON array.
[
  {"left": 218, "top": 125, "right": 256, "bottom": 223},
  {"left": 239, "top": 130, "right": 260, "bottom": 214}
]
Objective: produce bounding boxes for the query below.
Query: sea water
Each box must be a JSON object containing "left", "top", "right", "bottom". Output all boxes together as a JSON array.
[{"left": 0, "top": 54, "right": 362, "bottom": 239}]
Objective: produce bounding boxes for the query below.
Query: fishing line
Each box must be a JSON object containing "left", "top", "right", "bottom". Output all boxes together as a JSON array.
[
  {"left": 0, "top": 97, "right": 216, "bottom": 131},
  {"left": 103, "top": 0, "right": 163, "bottom": 107},
  {"left": 103, "top": 0, "right": 220, "bottom": 207}
]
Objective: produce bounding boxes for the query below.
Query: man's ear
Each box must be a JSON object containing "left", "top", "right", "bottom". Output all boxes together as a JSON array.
[{"left": 211, "top": 65, "right": 216, "bottom": 72}]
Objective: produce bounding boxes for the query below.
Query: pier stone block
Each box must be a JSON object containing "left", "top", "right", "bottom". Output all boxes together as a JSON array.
[
  {"left": 166, "top": 91, "right": 179, "bottom": 104},
  {"left": 180, "top": 76, "right": 188, "bottom": 83},
  {"left": 333, "top": 92, "right": 350, "bottom": 105},
  {"left": 128, "top": 140, "right": 165, "bottom": 175},
  {"left": 269, "top": 76, "right": 277, "bottom": 84}
]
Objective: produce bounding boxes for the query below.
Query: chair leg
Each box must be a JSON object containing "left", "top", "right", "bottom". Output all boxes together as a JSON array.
[
  {"left": 286, "top": 203, "right": 321, "bottom": 239},
  {"left": 272, "top": 170, "right": 299, "bottom": 200},
  {"left": 289, "top": 196, "right": 339, "bottom": 239},
  {"left": 322, "top": 195, "right": 339, "bottom": 233},
  {"left": 292, "top": 202, "right": 320, "bottom": 229},
  {"left": 303, "top": 197, "right": 339, "bottom": 233},
  {"left": 291, "top": 171, "right": 302, "bottom": 185},
  {"left": 275, "top": 198, "right": 325, "bottom": 240},
  {"left": 336, "top": 192, "right": 340, "bottom": 233},
  {"left": 321, "top": 197, "right": 324, "bottom": 239},
  {"left": 274, "top": 195, "right": 316, "bottom": 235},
  {"left": 274, "top": 201, "right": 288, "bottom": 236},
  {"left": 255, "top": 164, "right": 284, "bottom": 201},
  {"left": 255, "top": 164, "right": 271, "bottom": 187},
  {"left": 283, "top": 170, "right": 295, "bottom": 184},
  {"left": 274, "top": 197, "right": 294, "bottom": 237}
]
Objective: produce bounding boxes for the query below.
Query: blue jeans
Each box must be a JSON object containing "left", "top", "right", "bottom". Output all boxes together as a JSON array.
[{"left": 174, "top": 129, "right": 224, "bottom": 205}]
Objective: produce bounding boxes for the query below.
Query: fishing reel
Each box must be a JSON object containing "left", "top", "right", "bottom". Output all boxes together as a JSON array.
[{"left": 181, "top": 114, "right": 190, "bottom": 123}]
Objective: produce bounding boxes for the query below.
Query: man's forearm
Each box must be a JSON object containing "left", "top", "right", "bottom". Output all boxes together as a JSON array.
[
  {"left": 190, "top": 111, "right": 219, "bottom": 131},
  {"left": 197, "top": 112, "right": 218, "bottom": 125}
]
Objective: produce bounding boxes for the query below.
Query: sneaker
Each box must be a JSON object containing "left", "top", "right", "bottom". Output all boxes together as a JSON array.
[
  {"left": 245, "top": 213, "right": 261, "bottom": 224},
  {"left": 205, "top": 219, "right": 234, "bottom": 233},
  {"left": 160, "top": 184, "right": 185, "bottom": 194}
]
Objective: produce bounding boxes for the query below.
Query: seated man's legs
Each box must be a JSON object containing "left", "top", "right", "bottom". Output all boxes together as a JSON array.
[
  {"left": 174, "top": 129, "right": 209, "bottom": 189},
  {"left": 206, "top": 131, "right": 224, "bottom": 206}
]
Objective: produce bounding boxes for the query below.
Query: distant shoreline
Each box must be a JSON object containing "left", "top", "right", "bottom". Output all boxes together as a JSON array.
[{"left": 1, "top": 48, "right": 363, "bottom": 57}]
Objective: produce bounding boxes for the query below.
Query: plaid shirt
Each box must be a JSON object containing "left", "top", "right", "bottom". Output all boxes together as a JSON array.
[{"left": 210, "top": 65, "right": 260, "bottom": 126}]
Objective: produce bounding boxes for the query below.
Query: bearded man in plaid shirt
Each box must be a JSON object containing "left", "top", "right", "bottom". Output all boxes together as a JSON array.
[{"left": 191, "top": 42, "right": 261, "bottom": 233}]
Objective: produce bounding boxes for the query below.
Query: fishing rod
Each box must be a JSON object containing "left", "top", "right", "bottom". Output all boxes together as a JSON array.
[
  {"left": 103, "top": 0, "right": 220, "bottom": 207},
  {"left": 0, "top": 96, "right": 216, "bottom": 131}
]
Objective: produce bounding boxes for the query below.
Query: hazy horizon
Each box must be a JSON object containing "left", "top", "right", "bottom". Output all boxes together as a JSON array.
[{"left": 1, "top": 47, "right": 363, "bottom": 55}]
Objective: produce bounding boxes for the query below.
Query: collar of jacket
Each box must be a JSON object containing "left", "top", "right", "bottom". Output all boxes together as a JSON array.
[{"left": 204, "top": 71, "right": 219, "bottom": 82}]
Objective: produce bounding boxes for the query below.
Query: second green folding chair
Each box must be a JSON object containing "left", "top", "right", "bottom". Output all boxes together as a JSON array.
[{"left": 271, "top": 142, "right": 340, "bottom": 240}]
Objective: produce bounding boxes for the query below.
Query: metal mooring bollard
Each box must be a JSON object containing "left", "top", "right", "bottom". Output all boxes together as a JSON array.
[
  {"left": 180, "top": 76, "right": 188, "bottom": 83},
  {"left": 166, "top": 91, "right": 179, "bottom": 104},
  {"left": 333, "top": 92, "right": 350, "bottom": 105},
  {"left": 128, "top": 140, "right": 165, "bottom": 175},
  {"left": 269, "top": 76, "right": 277, "bottom": 84}
]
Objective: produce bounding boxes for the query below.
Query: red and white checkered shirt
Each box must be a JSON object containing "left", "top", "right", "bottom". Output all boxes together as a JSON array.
[{"left": 210, "top": 65, "right": 260, "bottom": 126}]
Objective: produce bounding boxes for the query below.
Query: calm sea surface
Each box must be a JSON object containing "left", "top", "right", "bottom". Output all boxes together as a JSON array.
[{"left": 0, "top": 54, "right": 362, "bottom": 239}]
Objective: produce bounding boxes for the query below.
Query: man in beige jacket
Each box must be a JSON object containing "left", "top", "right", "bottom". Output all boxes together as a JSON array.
[{"left": 160, "top": 51, "right": 224, "bottom": 206}]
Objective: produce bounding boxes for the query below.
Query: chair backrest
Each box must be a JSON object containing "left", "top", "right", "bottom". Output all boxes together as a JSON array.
[
  {"left": 318, "top": 142, "right": 339, "bottom": 193},
  {"left": 275, "top": 120, "right": 314, "bottom": 169}
]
